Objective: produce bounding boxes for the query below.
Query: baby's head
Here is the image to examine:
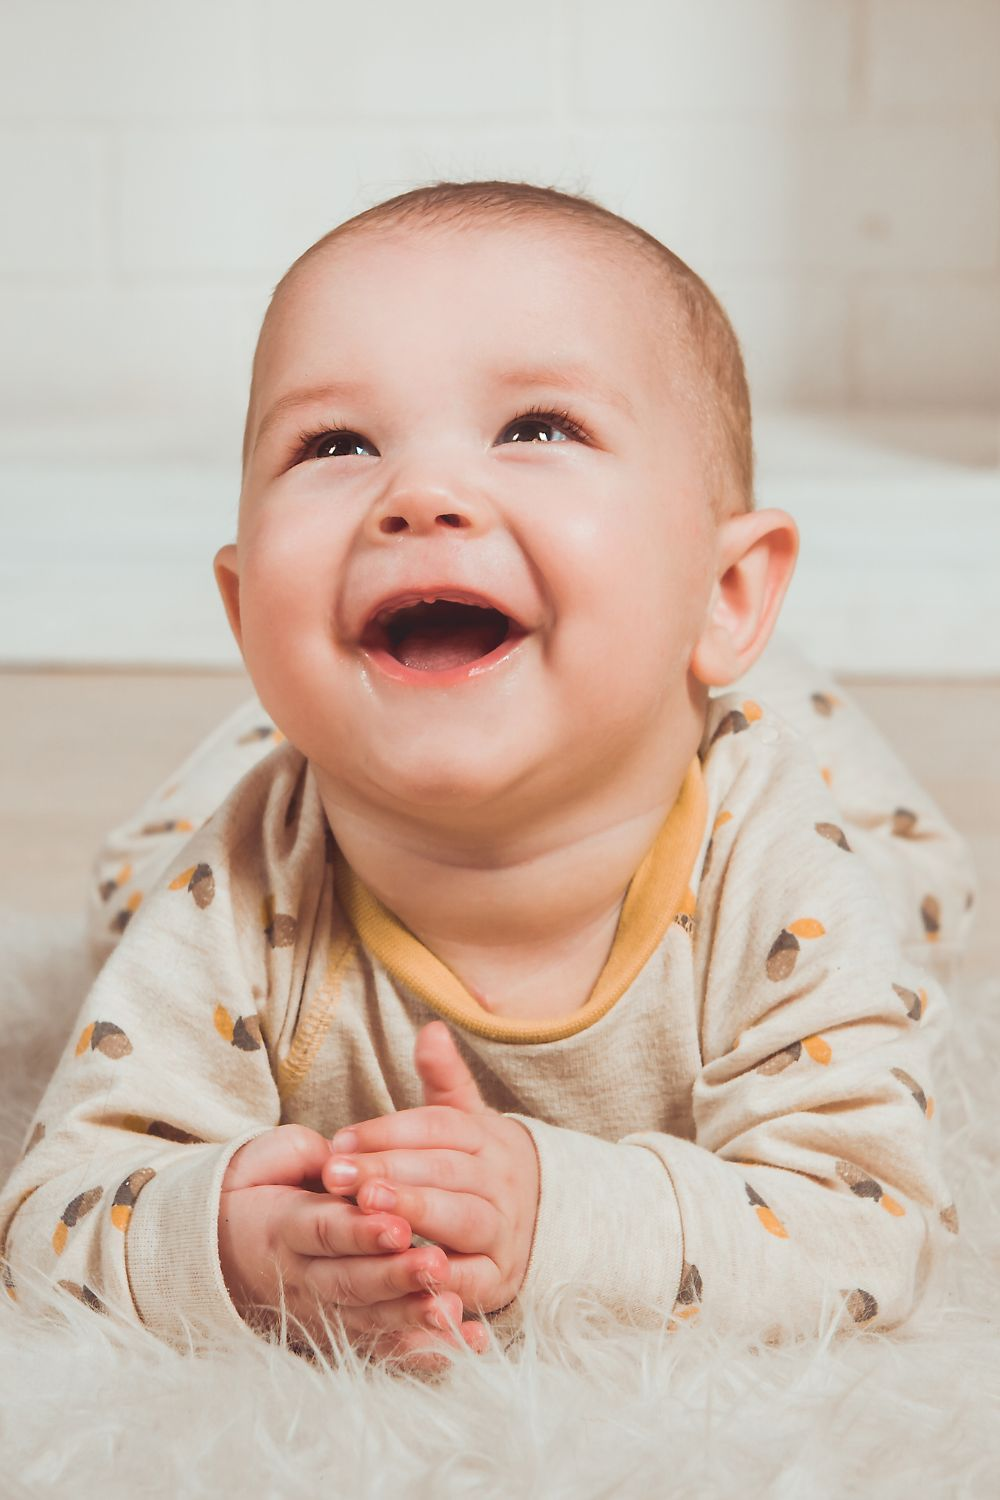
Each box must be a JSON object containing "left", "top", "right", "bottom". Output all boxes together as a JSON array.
[{"left": 215, "top": 181, "right": 797, "bottom": 838}]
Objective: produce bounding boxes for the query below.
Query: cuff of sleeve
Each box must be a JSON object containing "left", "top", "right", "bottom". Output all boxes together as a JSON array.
[
  {"left": 125, "top": 1130, "right": 272, "bottom": 1351},
  {"left": 496, "top": 1114, "right": 685, "bottom": 1328}
]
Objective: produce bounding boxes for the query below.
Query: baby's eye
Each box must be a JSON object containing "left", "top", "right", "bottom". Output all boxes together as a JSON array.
[
  {"left": 499, "top": 407, "right": 587, "bottom": 445},
  {"left": 305, "top": 429, "right": 378, "bottom": 460}
]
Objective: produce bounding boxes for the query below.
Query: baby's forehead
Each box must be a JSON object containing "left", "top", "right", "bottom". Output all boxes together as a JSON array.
[{"left": 279, "top": 215, "right": 670, "bottom": 322}]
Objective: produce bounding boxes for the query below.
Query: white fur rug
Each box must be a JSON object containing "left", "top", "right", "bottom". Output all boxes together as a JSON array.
[{"left": 2, "top": 912, "right": 998, "bottom": 1499}]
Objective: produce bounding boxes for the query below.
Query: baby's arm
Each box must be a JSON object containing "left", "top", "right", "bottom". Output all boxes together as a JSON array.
[
  {"left": 3, "top": 748, "right": 479, "bottom": 1362},
  {"left": 488, "top": 713, "right": 958, "bottom": 1341},
  {"left": 0, "top": 774, "right": 298, "bottom": 1348},
  {"left": 1, "top": 866, "right": 276, "bottom": 1346}
]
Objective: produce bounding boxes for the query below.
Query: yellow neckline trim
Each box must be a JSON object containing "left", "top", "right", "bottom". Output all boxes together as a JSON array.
[{"left": 333, "top": 757, "right": 707, "bottom": 1045}]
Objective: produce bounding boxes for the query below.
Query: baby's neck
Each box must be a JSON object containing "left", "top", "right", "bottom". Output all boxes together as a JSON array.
[{"left": 317, "top": 752, "right": 694, "bottom": 1021}]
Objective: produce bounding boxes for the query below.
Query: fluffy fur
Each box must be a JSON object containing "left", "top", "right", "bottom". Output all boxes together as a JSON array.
[{"left": 2, "top": 912, "right": 997, "bottom": 1498}]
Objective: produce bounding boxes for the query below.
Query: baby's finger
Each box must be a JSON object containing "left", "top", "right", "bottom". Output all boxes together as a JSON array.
[
  {"left": 352, "top": 1287, "right": 465, "bottom": 1335},
  {"left": 355, "top": 1179, "right": 494, "bottom": 1255},
  {"left": 304, "top": 1247, "right": 451, "bottom": 1310},
  {"left": 377, "top": 1317, "right": 491, "bottom": 1370},
  {"left": 322, "top": 1147, "right": 478, "bottom": 1200},
  {"left": 281, "top": 1195, "right": 433, "bottom": 1271},
  {"left": 225, "top": 1123, "right": 333, "bottom": 1192},
  {"left": 332, "top": 1106, "right": 482, "bottom": 1157},
  {"left": 425, "top": 1250, "right": 501, "bottom": 1313}
]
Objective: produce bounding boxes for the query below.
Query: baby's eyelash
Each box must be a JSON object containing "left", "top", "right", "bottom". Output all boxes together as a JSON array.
[
  {"left": 288, "top": 405, "right": 591, "bottom": 465},
  {"left": 508, "top": 405, "right": 591, "bottom": 443}
]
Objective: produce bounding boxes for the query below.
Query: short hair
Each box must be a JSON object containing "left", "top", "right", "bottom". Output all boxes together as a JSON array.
[{"left": 242, "top": 180, "right": 754, "bottom": 516}]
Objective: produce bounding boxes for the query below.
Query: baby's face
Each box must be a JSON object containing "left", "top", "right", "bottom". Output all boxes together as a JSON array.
[{"left": 223, "top": 221, "right": 719, "bottom": 828}]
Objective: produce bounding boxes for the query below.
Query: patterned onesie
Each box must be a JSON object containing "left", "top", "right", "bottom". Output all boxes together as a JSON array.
[{"left": 0, "top": 636, "right": 977, "bottom": 1351}]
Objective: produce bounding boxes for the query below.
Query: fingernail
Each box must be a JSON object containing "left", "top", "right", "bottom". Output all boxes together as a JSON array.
[
  {"left": 366, "top": 1184, "right": 395, "bottom": 1210},
  {"left": 377, "top": 1229, "right": 401, "bottom": 1251},
  {"left": 328, "top": 1158, "right": 358, "bottom": 1185},
  {"left": 331, "top": 1129, "right": 358, "bottom": 1153}
]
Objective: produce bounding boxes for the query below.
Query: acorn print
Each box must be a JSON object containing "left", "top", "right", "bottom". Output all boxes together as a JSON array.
[
  {"left": 744, "top": 1181, "right": 788, "bottom": 1238},
  {"left": 709, "top": 701, "right": 763, "bottom": 746},
  {"left": 24, "top": 1120, "right": 45, "bottom": 1154},
  {"left": 52, "top": 1186, "right": 103, "bottom": 1255},
  {"left": 140, "top": 818, "right": 194, "bottom": 836},
  {"left": 835, "top": 1160, "right": 905, "bottom": 1216},
  {"left": 109, "top": 889, "right": 143, "bottom": 934},
  {"left": 891, "top": 808, "right": 919, "bottom": 838},
  {"left": 890, "top": 1067, "right": 934, "bottom": 1118},
  {"left": 117, "top": 1112, "right": 206, "bottom": 1144},
  {"left": 920, "top": 894, "right": 941, "bottom": 942},
  {"left": 237, "top": 724, "right": 285, "bottom": 745},
  {"left": 75, "top": 1020, "right": 132, "bottom": 1060},
  {"left": 673, "top": 887, "right": 697, "bottom": 935},
  {"left": 58, "top": 1281, "right": 107, "bottom": 1315},
  {"left": 842, "top": 1288, "right": 878, "bottom": 1325},
  {"left": 892, "top": 982, "right": 928, "bottom": 1022},
  {"left": 810, "top": 692, "right": 840, "bottom": 717},
  {"left": 3, "top": 1259, "right": 16, "bottom": 1301},
  {"left": 674, "top": 1261, "right": 703, "bottom": 1320},
  {"left": 110, "top": 1168, "right": 156, "bottom": 1231},
  {"left": 169, "top": 862, "right": 215, "bottom": 908},
  {"left": 147, "top": 1119, "right": 206, "bottom": 1144},
  {"left": 214, "top": 1004, "right": 263, "bottom": 1052},
  {"left": 815, "top": 821, "right": 851, "bottom": 852},
  {"left": 757, "top": 1034, "right": 832, "bottom": 1074},
  {"left": 701, "top": 810, "right": 732, "bottom": 880},
  {"left": 820, "top": 766, "right": 833, "bottom": 787},
  {"left": 262, "top": 894, "right": 297, "bottom": 948},
  {"left": 940, "top": 1203, "right": 960, "bottom": 1235},
  {"left": 766, "top": 918, "right": 826, "bottom": 981},
  {"left": 98, "top": 861, "right": 132, "bottom": 903}
]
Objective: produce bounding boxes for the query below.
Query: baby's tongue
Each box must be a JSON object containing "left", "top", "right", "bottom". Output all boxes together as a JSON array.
[{"left": 395, "top": 615, "right": 502, "bottom": 671}]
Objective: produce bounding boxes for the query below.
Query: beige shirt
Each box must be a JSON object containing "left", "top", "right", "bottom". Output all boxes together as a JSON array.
[{"left": 0, "top": 691, "right": 959, "bottom": 1350}]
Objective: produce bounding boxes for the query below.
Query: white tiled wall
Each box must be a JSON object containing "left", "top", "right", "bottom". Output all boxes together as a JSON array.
[
  {"left": 0, "top": 0, "right": 996, "bottom": 466},
  {"left": 0, "top": 1, "right": 997, "bottom": 674}
]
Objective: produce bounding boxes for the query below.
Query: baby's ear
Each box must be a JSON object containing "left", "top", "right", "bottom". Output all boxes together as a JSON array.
[
  {"left": 213, "top": 544, "right": 244, "bottom": 652},
  {"left": 689, "top": 508, "right": 798, "bottom": 688}
]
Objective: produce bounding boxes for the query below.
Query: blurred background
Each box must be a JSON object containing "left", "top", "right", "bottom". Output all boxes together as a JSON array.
[{"left": 0, "top": 0, "right": 997, "bottom": 923}]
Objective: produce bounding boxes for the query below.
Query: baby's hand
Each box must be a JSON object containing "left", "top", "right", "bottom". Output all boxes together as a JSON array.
[
  {"left": 218, "top": 1123, "right": 489, "bottom": 1367},
  {"left": 323, "top": 1022, "right": 541, "bottom": 1320}
]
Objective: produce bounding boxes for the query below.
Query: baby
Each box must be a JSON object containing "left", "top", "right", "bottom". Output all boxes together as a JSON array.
[{"left": 0, "top": 181, "right": 974, "bottom": 1369}]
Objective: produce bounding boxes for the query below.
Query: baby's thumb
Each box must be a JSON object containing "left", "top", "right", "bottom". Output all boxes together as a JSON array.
[
  {"left": 415, "top": 1021, "right": 487, "bottom": 1113},
  {"left": 222, "top": 1123, "right": 332, "bottom": 1191}
]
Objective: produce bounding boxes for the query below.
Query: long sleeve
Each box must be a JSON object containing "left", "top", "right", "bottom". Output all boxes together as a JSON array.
[
  {"left": 1, "top": 745, "right": 323, "bottom": 1351},
  {"left": 497, "top": 704, "right": 958, "bottom": 1343},
  {"left": 86, "top": 694, "right": 282, "bottom": 976}
]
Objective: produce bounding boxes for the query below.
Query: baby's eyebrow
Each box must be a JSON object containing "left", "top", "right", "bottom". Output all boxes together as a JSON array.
[
  {"left": 492, "top": 363, "right": 636, "bottom": 420},
  {"left": 254, "top": 380, "right": 379, "bottom": 451},
  {"left": 253, "top": 362, "right": 635, "bottom": 454}
]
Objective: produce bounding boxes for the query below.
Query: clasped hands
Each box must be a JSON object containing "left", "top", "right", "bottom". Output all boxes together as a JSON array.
[{"left": 321, "top": 1019, "right": 540, "bottom": 1321}]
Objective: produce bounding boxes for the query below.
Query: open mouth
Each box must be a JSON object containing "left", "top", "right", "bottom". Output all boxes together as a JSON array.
[{"left": 361, "top": 599, "right": 523, "bottom": 673}]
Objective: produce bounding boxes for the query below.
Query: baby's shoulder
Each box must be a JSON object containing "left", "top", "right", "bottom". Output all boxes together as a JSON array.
[
  {"left": 698, "top": 689, "right": 836, "bottom": 830},
  {"left": 163, "top": 739, "right": 329, "bottom": 917}
]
